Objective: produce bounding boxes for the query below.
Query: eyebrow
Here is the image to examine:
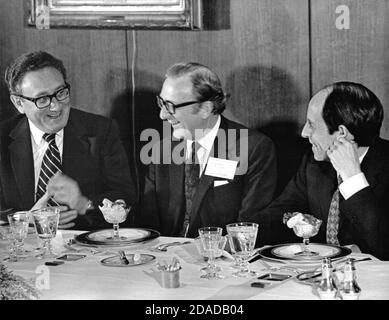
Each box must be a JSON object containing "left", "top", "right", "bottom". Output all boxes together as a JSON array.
[{"left": 29, "top": 83, "right": 67, "bottom": 98}]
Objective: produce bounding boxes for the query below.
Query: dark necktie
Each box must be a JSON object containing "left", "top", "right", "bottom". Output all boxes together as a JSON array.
[
  {"left": 326, "top": 175, "right": 342, "bottom": 245},
  {"left": 181, "top": 141, "right": 201, "bottom": 237},
  {"left": 35, "top": 133, "right": 62, "bottom": 206}
]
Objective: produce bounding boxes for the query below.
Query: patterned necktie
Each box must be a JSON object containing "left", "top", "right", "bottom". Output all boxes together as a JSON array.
[
  {"left": 181, "top": 141, "right": 201, "bottom": 237},
  {"left": 326, "top": 175, "right": 342, "bottom": 245},
  {"left": 35, "top": 133, "right": 62, "bottom": 206}
]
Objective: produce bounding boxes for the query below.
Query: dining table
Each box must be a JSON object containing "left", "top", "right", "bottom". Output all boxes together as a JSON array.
[{"left": 1, "top": 228, "right": 389, "bottom": 301}]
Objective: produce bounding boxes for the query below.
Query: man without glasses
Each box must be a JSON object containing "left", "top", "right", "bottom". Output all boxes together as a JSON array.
[
  {"left": 0, "top": 51, "right": 136, "bottom": 230},
  {"left": 137, "top": 62, "right": 277, "bottom": 237},
  {"left": 258, "top": 82, "right": 389, "bottom": 260}
]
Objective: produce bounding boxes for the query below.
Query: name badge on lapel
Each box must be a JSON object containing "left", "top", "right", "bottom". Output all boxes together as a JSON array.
[{"left": 204, "top": 157, "right": 238, "bottom": 180}]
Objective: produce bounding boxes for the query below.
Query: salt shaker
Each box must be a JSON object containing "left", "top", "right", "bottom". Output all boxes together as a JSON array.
[
  {"left": 339, "top": 258, "right": 361, "bottom": 300},
  {"left": 318, "top": 257, "right": 337, "bottom": 300}
]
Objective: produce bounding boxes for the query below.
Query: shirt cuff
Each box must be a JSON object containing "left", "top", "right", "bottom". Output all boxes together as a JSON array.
[{"left": 339, "top": 173, "right": 369, "bottom": 200}]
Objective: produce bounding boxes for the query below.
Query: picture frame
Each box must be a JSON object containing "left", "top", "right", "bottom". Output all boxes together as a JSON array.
[{"left": 27, "top": 0, "right": 202, "bottom": 29}]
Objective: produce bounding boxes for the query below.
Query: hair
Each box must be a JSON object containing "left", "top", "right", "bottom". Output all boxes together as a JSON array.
[
  {"left": 4, "top": 51, "right": 67, "bottom": 94},
  {"left": 166, "top": 62, "right": 227, "bottom": 114},
  {"left": 321, "top": 81, "right": 384, "bottom": 146}
]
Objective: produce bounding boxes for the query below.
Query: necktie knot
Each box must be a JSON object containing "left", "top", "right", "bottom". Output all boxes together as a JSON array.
[{"left": 43, "top": 133, "right": 56, "bottom": 144}]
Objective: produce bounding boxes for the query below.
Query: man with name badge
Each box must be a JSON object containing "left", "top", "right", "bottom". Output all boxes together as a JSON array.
[{"left": 136, "top": 62, "right": 277, "bottom": 237}]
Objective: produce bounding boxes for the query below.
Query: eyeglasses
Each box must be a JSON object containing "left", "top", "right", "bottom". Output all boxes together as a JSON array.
[
  {"left": 13, "top": 83, "right": 71, "bottom": 109},
  {"left": 156, "top": 95, "right": 203, "bottom": 114}
]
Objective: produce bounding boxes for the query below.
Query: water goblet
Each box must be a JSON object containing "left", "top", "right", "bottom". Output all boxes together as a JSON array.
[
  {"left": 99, "top": 199, "right": 131, "bottom": 240},
  {"left": 195, "top": 235, "right": 227, "bottom": 262},
  {"left": 6, "top": 211, "right": 30, "bottom": 262},
  {"left": 32, "top": 207, "right": 60, "bottom": 259},
  {"left": 226, "top": 222, "right": 258, "bottom": 277},
  {"left": 293, "top": 218, "right": 322, "bottom": 257},
  {"left": 198, "top": 227, "right": 224, "bottom": 279}
]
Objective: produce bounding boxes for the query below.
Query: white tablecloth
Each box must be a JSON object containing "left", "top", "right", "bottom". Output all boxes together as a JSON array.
[{"left": 1, "top": 230, "right": 388, "bottom": 300}]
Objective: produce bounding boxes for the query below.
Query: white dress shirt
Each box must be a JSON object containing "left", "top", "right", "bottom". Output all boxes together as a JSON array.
[
  {"left": 185, "top": 115, "right": 221, "bottom": 177},
  {"left": 29, "top": 120, "right": 64, "bottom": 195},
  {"left": 339, "top": 148, "right": 369, "bottom": 200}
]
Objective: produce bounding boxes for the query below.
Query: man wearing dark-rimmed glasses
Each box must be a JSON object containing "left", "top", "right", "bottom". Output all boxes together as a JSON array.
[
  {"left": 137, "top": 62, "right": 277, "bottom": 237},
  {"left": 0, "top": 51, "right": 135, "bottom": 230}
]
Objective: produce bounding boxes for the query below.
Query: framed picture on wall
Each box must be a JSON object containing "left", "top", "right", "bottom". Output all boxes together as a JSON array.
[{"left": 27, "top": 0, "right": 202, "bottom": 29}]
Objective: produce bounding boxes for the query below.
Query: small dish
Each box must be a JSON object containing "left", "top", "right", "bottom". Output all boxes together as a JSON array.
[{"left": 100, "top": 253, "right": 156, "bottom": 267}]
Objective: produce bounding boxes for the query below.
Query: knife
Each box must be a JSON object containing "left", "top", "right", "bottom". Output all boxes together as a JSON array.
[
  {"left": 298, "top": 257, "right": 372, "bottom": 281},
  {"left": 118, "top": 250, "right": 130, "bottom": 265}
]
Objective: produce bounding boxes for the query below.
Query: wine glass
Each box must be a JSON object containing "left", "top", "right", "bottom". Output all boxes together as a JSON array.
[
  {"left": 99, "top": 199, "right": 131, "bottom": 240},
  {"left": 226, "top": 222, "right": 258, "bottom": 277},
  {"left": 32, "top": 207, "right": 60, "bottom": 259},
  {"left": 293, "top": 218, "right": 322, "bottom": 257},
  {"left": 198, "top": 227, "right": 224, "bottom": 279},
  {"left": 5, "top": 211, "right": 30, "bottom": 262}
]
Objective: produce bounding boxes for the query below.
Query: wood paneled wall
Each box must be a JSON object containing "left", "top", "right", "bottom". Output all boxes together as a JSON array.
[{"left": 1, "top": 0, "right": 388, "bottom": 194}]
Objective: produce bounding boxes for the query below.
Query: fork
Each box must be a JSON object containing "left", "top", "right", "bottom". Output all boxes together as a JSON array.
[
  {"left": 258, "top": 259, "right": 305, "bottom": 274},
  {"left": 153, "top": 241, "right": 192, "bottom": 251}
]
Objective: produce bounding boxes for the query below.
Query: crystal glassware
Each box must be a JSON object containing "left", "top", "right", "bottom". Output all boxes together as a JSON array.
[
  {"left": 198, "top": 227, "right": 225, "bottom": 279},
  {"left": 293, "top": 217, "right": 322, "bottom": 257},
  {"left": 32, "top": 207, "right": 60, "bottom": 259},
  {"left": 99, "top": 199, "right": 131, "bottom": 240},
  {"left": 5, "top": 211, "right": 30, "bottom": 262},
  {"left": 227, "top": 222, "right": 258, "bottom": 277}
]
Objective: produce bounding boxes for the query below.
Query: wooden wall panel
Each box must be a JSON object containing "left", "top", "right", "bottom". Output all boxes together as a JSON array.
[
  {"left": 311, "top": 0, "right": 389, "bottom": 139},
  {"left": 131, "top": 0, "right": 310, "bottom": 193},
  {"left": 0, "top": 0, "right": 131, "bottom": 153}
]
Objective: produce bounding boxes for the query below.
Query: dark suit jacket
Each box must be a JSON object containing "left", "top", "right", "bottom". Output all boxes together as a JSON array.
[
  {"left": 136, "top": 116, "right": 277, "bottom": 237},
  {"left": 0, "top": 108, "right": 136, "bottom": 230},
  {"left": 257, "top": 137, "right": 389, "bottom": 260}
]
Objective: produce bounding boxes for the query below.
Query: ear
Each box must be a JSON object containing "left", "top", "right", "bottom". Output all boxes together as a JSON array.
[
  {"left": 337, "top": 125, "right": 355, "bottom": 141},
  {"left": 198, "top": 101, "right": 214, "bottom": 119},
  {"left": 10, "top": 95, "right": 25, "bottom": 114}
]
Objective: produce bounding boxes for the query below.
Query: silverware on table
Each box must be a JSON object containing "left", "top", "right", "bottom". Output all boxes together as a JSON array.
[
  {"left": 118, "top": 250, "right": 130, "bottom": 265},
  {"left": 153, "top": 241, "right": 192, "bottom": 252}
]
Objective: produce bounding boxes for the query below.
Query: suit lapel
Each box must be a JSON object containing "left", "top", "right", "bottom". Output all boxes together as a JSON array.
[
  {"left": 168, "top": 140, "right": 186, "bottom": 233},
  {"left": 62, "top": 110, "right": 92, "bottom": 179},
  {"left": 316, "top": 162, "right": 337, "bottom": 227},
  {"left": 189, "top": 117, "right": 229, "bottom": 226},
  {"left": 9, "top": 117, "right": 35, "bottom": 208}
]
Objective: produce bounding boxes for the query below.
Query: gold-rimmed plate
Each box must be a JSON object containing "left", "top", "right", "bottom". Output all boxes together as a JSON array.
[
  {"left": 75, "top": 228, "right": 160, "bottom": 246},
  {"left": 101, "top": 253, "right": 156, "bottom": 267},
  {"left": 259, "top": 243, "right": 351, "bottom": 264}
]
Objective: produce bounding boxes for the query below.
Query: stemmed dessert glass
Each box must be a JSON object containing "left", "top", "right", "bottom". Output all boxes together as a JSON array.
[
  {"left": 293, "top": 219, "right": 322, "bottom": 257},
  {"left": 6, "top": 211, "right": 30, "bottom": 262},
  {"left": 198, "top": 227, "right": 225, "bottom": 279},
  {"left": 32, "top": 207, "right": 60, "bottom": 259},
  {"left": 227, "top": 222, "right": 258, "bottom": 277},
  {"left": 100, "top": 200, "right": 131, "bottom": 240}
]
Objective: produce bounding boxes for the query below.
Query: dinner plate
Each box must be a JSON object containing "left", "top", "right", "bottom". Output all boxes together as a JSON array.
[
  {"left": 75, "top": 228, "right": 160, "bottom": 246},
  {"left": 258, "top": 243, "right": 351, "bottom": 264},
  {"left": 101, "top": 253, "right": 156, "bottom": 267}
]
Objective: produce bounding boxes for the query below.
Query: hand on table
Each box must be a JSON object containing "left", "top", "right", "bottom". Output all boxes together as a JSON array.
[
  {"left": 31, "top": 193, "right": 77, "bottom": 229},
  {"left": 47, "top": 172, "right": 89, "bottom": 215}
]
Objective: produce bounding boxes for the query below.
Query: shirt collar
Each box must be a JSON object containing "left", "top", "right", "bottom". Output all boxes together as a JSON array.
[
  {"left": 187, "top": 115, "right": 221, "bottom": 152},
  {"left": 359, "top": 147, "right": 369, "bottom": 163},
  {"left": 28, "top": 119, "right": 64, "bottom": 145}
]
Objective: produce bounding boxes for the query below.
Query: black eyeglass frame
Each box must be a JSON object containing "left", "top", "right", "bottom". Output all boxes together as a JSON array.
[
  {"left": 12, "top": 83, "right": 71, "bottom": 109},
  {"left": 156, "top": 95, "right": 204, "bottom": 114}
]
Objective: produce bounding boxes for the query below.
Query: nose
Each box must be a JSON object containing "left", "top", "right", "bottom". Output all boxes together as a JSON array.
[
  {"left": 48, "top": 97, "right": 61, "bottom": 110},
  {"left": 159, "top": 106, "right": 171, "bottom": 120},
  {"left": 301, "top": 122, "right": 310, "bottom": 138}
]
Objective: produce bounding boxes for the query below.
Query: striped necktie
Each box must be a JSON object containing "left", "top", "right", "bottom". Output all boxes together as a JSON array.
[
  {"left": 181, "top": 141, "right": 201, "bottom": 237},
  {"left": 35, "top": 133, "right": 62, "bottom": 206},
  {"left": 326, "top": 175, "right": 342, "bottom": 245}
]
